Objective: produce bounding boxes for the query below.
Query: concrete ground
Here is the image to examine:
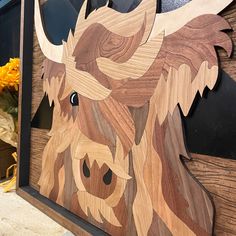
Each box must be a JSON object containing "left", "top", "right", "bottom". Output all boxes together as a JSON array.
[{"left": 0, "top": 187, "right": 74, "bottom": 236}]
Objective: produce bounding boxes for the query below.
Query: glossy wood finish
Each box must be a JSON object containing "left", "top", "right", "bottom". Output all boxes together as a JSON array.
[{"left": 17, "top": 0, "right": 236, "bottom": 235}]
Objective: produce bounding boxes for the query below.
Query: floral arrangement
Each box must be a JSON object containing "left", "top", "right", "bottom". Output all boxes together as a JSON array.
[
  {"left": 0, "top": 58, "right": 20, "bottom": 148},
  {"left": 0, "top": 58, "right": 20, "bottom": 92},
  {"left": 0, "top": 58, "right": 20, "bottom": 192}
]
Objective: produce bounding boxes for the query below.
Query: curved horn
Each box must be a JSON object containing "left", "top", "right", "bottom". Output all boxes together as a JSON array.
[
  {"left": 150, "top": 0, "right": 233, "bottom": 39},
  {"left": 74, "top": 0, "right": 156, "bottom": 45},
  {"left": 96, "top": 32, "right": 164, "bottom": 80},
  {"left": 34, "top": 0, "right": 63, "bottom": 63}
]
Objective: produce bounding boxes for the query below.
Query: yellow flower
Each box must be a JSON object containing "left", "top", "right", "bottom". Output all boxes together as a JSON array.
[{"left": 0, "top": 58, "right": 20, "bottom": 92}]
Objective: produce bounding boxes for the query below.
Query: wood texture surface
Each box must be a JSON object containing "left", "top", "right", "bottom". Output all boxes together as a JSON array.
[
  {"left": 219, "top": 2, "right": 236, "bottom": 81},
  {"left": 31, "top": 27, "right": 46, "bottom": 119},
  {"left": 187, "top": 154, "right": 236, "bottom": 236},
  {"left": 96, "top": 32, "right": 164, "bottom": 81},
  {"left": 29, "top": 26, "right": 47, "bottom": 191},
  {"left": 27, "top": 0, "right": 236, "bottom": 235},
  {"left": 29, "top": 128, "right": 49, "bottom": 191}
]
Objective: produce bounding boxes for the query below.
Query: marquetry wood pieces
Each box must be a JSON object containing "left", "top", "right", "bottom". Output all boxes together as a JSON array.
[{"left": 34, "top": 0, "right": 234, "bottom": 235}]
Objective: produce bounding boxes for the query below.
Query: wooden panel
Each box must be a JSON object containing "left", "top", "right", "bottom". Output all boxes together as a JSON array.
[
  {"left": 187, "top": 154, "right": 236, "bottom": 236},
  {"left": 219, "top": 2, "right": 236, "bottom": 80},
  {"left": 186, "top": 9, "right": 236, "bottom": 236},
  {"left": 29, "top": 0, "right": 48, "bottom": 191},
  {"left": 31, "top": 27, "right": 46, "bottom": 119},
  {"left": 25, "top": 1, "right": 236, "bottom": 235},
  {"left": 29, "top": 128, "right": 49, "bottom": 191}
]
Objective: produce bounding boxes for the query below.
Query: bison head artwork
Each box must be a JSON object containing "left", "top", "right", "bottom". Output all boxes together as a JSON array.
[{"left": 35, "top": 0, "right": 233, "bottom": 235}]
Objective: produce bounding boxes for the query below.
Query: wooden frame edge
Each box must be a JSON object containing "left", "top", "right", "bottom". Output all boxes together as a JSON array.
[{"left": 17, "top": 0, "right": 33, "bottom": 189}]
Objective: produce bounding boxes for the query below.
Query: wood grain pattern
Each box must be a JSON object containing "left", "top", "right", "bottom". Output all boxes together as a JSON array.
[
  {"left": 97, "top": 97, "right": 135, "bottom": 156},
  {"left": 97, "top": 14, "right": 232, "bottom": 82},
  {"left": 187, "top": 154, "right": 236, "bottom": 236},
  {"left": 77, "top": 96, "right": 116, "bottom": 149},
  {"left": 29, "top": 128, "right": 49, "bottom": 191},
  {"left": 29, "top": 21, "right": 48, "bottom": 191},
  {"left": 152, "top": 108, "right": 213, "bottom": 235},
  {"left": 73, "top": 23, "right": 146, "bottom": 65},
  {"left": 65, "top": 18, "right": 147, "bottom": 99},
  {"left": 108, "top": 15, "right": 231, "bottom": 113},
  {"left": 35, "top": 0, "right": 157, "bottom": 63},
  {"left": 31, "top": 27, "right": 46, "bottom": 119},
  {"left": 71, "top": 21, "right": 146, "bottom": 89},
  {"left": 64, "top": 56, "right": 112, "bottom": 100},
  {"left": 27, "top": 0, "right": 236, "bottom": 235},
  {"left": 96, "top": 32, "right": 164, "bottom": 81}
]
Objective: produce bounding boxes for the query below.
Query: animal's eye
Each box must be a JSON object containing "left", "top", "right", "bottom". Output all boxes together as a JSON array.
[
  {"left": 103, "top": 169, "right": 113, "bottom": 185},
  {"left": 70, "top": 92, "right": 79, "bottom": 106}
]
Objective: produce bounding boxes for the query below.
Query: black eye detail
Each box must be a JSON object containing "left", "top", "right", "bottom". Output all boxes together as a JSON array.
[
  {"left": 82, "top": 160, "right": 90, "bottom": 178},
  {"left": 70, "top": 92, "right": 79, "bottom": 106},
  {"left": 103, "top": 169, "right": 113, "bottom": 185}
]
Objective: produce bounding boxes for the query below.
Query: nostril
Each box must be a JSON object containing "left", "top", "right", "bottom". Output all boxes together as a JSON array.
[
  {"left": 82, "top": 160, "right": 90, "bottom": 178},
  {"left": 103, "top": 169, "right": 113, "bottom": 185}
]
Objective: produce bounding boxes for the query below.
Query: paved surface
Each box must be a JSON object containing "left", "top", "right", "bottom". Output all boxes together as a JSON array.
[{"left": 0, "top": 187, "right": 73, "bottom": 236}]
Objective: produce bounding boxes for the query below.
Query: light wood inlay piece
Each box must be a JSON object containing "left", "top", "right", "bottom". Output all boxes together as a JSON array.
[
  {"left": 34, "top": 0, "right": 64, "bottom": 63},
  {"left": 151, "top": 0, "right": 233, "bottom": 38},
  {"left": 96, "top": 32, "right": 164, "bottom": 81}
]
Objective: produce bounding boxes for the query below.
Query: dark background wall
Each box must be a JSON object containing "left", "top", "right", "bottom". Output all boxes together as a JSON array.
[{"left": 0, "top": 0, "right": 21, "bottom": 65}]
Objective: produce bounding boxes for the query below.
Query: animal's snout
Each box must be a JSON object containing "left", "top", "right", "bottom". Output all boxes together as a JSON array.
[{"left": 80, "top": 155, "right": 117, "bottom": 199}]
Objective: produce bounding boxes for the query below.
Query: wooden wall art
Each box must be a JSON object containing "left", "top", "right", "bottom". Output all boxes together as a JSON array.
[{"left": 17, "top": 0, "right": 236, "bottom": 235}]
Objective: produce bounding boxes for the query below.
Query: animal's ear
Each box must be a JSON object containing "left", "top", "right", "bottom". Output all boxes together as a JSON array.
[
  {"left": 152, "top": 14, "right": 232, "bottom": 123},
  {"left": 110, "top": 14, "right": 232, "bottom": 124},
  {"left": 31, "top": 59, "right": 67, "bottom": 130},
  {"left": 42, "top": 59, "right": 66, "bottom": 106}
]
